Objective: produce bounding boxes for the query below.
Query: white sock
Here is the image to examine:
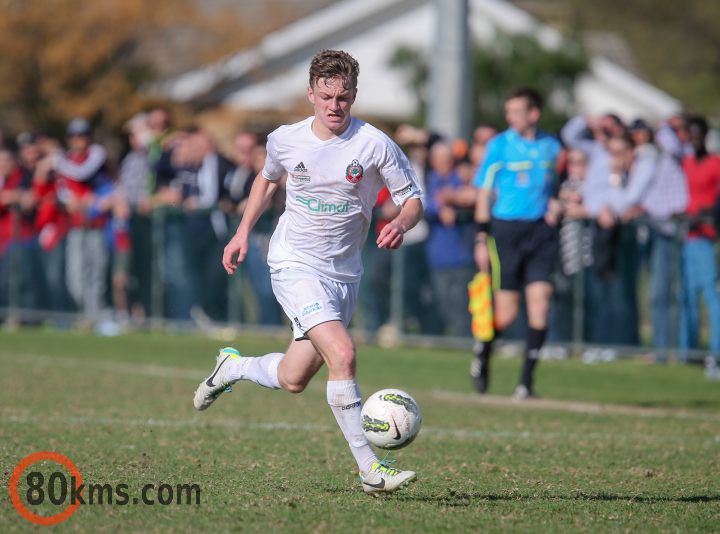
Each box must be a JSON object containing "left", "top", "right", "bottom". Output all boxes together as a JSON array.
[
  {"left": 224, "top": 353, "right": 283, "bottom": 389},
  {"left": 327, "top": 379, "right": 379, "bottom": 477}
]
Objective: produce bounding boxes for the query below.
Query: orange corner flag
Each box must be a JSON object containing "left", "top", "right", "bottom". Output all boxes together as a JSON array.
[{"left": 468, "top": 272, "right": 494, "bottom": 341}]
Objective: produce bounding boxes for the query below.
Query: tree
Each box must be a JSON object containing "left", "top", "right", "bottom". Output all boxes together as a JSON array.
[
  {"left": 390, "top": 33, "right": 588, "bottom": 135},
  {"left": 518, "top": 0, "right": 720, "bottom": 116},
  {"left": 0, "top": 0, "right": 265, "bottom": 138}
]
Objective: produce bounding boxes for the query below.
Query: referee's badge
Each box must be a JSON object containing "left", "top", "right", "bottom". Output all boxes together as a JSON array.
[{"left": 345, "top": 159, "right": 364, "bottom": 184}]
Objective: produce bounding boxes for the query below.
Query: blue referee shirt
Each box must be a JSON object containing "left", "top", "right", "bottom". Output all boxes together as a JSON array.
[{"left": 473, "top": 128, "right": 561, "bottom": 221}]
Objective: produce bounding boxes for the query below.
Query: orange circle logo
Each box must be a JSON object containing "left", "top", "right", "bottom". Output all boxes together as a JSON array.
[{"left": 9, "top": 451, "right": 83, "bottom": 525}]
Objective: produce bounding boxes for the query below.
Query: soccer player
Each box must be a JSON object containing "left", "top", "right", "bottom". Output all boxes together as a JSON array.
[
  {"left": 471, "top": 87, "right": 562, "bottom": 399},
  {"left": 193, "top": 50, "right": 424, "bottom": 495}
]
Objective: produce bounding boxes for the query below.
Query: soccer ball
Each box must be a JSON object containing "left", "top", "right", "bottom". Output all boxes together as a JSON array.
[{"left": 361, "top": 389, "right": 422, "bottom": 450}]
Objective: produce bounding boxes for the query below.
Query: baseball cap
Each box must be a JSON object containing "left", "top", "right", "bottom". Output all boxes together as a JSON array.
[
  {"left": 66, "top": 117, "right": 93, "bottom": 137},
  {"left": 16, "top": 131, "right": 37, "bottom": 148},
  {"left": 629, "top": 119, "right": 651, "bottom": 132}
]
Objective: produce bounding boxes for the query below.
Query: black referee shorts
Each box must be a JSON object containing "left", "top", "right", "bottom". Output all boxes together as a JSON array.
[{"left": 490, "top": 218, "right": 558, "bottom": 291}]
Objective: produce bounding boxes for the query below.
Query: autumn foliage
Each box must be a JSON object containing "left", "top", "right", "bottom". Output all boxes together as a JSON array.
[{"left": 0, "top": 0, "right": 268, "bottom": 136}]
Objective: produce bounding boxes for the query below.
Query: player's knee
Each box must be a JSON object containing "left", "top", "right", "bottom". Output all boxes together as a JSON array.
[
  {"left": 281, "top": 376, "right": 309, "bottom": 394},
  {"left": 284, "top": 381, "right": 307, "bottom": 394},
  {"left": 334, "top": 345, "right": 356, "bottom": 374},
  {"left": 527, "top": 303, "right": 550, "bottom": 326}
]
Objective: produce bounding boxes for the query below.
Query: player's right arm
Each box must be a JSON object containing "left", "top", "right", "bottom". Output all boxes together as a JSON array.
[
  {"left": 222, "top": 173, "right": 280, "bottom": 274},
  {"left": 472, "top": 138, "right": 502, "bottom": 272}
]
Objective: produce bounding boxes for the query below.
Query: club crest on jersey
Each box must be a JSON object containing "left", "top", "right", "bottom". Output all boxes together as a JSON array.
[{"left": 345, "top": 159, "right": 364, "bottom": 184}]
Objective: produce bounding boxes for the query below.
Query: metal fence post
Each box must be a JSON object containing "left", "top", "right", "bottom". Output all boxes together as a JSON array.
[
  {"left": 226, "top": 217, "right": 243, "bottom": 324},
  {"left": 670, "top": 222, "right": 686, "bottom": 355},
  {"left": 390, "top": 244, "right": 405, "bottom": 333},
  {"left": 7, "top": 209, "right": 21, "bottom": 319},
  {"left": 572, "top": 220, "right": 586, "bottom": 348},
  {"left": 150, "top": 207, "right": 165, "bottom": 321}
]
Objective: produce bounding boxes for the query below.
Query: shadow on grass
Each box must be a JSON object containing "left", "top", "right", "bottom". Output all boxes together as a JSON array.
[
  {"left": 633, "top": 400, "right": 720, "bottom": 410},
  {"left": 395, "top": 490, "right": 720, "bottom": 506}
]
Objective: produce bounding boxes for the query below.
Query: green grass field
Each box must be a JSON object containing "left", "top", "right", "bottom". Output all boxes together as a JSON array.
[{"left": 1, "top": 329, "right": 719, "bottom": 533}]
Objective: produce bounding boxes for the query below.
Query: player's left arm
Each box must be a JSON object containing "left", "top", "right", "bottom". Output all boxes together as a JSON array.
[
  {"left": 377, "top": 140, "right": 425, "bottom": 249},
  {"left": 377, "top": 197, "right": 423, "bottom": 250}
]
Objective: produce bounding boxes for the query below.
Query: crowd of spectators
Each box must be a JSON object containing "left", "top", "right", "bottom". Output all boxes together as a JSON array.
[
  {"left": 0, "top": 108, "right": 283, "bottom": 328},
  {"left": 0, "top": 107, "right": 718, "bottom": 356},
  {"left": 380, "top": 112, "right": 720, "bottom": 357}
]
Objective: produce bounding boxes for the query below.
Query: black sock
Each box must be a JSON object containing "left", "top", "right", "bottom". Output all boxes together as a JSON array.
[
  {"left": 521, "top": 327, "right": 546, "bottom": 389},
  {"left": 474, "top": 331, "right": 501, "bottom": 375}
]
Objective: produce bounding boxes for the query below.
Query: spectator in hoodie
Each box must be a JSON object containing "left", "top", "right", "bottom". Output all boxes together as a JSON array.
[{"left": 54, "top": 118, "right": 112, "bottom": 320}]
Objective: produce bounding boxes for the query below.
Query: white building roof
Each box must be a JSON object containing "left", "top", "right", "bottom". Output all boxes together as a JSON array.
[{"left": 156, "top": 0, "right": 682, "bottom": 123}]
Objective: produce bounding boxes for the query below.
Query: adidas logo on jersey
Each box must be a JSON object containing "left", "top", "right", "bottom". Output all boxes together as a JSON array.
[{"left": 293, "top": 162, "right": 307, "bottom": 172}]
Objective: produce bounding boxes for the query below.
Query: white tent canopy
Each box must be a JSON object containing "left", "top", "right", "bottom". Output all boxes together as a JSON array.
[{"left": 156, "top": 0, "right": 681, "bottom": 123}]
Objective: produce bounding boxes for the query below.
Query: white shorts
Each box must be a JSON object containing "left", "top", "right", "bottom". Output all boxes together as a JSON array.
[{"left": 271, "top": 267, "right": 359, "bottom": 341}]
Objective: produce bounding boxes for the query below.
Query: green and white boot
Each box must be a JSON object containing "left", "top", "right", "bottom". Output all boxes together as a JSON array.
[
  {"left": 360, "top": 459, "right": 417, "bottom": 496},
  {"left": 193, "top": 347, "right": 241, "bottom": 411}
]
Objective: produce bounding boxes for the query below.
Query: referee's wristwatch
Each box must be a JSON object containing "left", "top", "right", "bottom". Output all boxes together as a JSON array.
[{"left": 475, "top": 234, "right": 488, "bottom": 245}]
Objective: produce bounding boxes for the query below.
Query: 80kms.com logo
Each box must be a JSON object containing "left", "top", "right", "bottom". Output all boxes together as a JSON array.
[{"left": 9, "top": 451, "right": 201, "bottom": 525}]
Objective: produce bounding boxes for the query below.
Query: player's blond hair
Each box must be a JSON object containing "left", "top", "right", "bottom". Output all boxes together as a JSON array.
[{"left": 309, "top": 50, "right": 360, "bottom": 90}]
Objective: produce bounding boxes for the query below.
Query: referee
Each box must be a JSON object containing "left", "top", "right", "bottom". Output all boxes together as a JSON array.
[{"left": 472, "top": 87, "right": 562, "bottom": 399}]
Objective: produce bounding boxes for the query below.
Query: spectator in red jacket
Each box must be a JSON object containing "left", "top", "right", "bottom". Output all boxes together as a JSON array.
[
  {"left": 32, "top": 137, "right": 68, "bottom": 311},
  {"left": 679, "top": 116, "right": 720, "bottom": 357},
  {"left": 0, "top": 149, "right": 40, "bottom": 309}
]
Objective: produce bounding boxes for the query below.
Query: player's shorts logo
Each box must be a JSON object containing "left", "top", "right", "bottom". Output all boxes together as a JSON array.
[
  {"left": 301, "top": 300, "right": 324, "bottom": 318},
  {"left": 345, "top": 159, "right": 364, "bottom": 184}
]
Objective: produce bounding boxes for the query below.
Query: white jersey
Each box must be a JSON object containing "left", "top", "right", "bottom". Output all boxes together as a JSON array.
[{"left": 262, "top": 116, "right": 423, "bottom": 283}]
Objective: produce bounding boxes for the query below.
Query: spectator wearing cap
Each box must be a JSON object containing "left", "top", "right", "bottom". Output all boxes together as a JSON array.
[
  {"left": 17, "top": 132, "right": 42, "bottom": 183},
  {"left": 636, "top": 117, "right": 691, "bottom": 353},
  {"left": 679, "top": 117, "right": 720, "bottom": 358},
  {"left": 54, "top": 117, "right": 112, "bottom": 319}
]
